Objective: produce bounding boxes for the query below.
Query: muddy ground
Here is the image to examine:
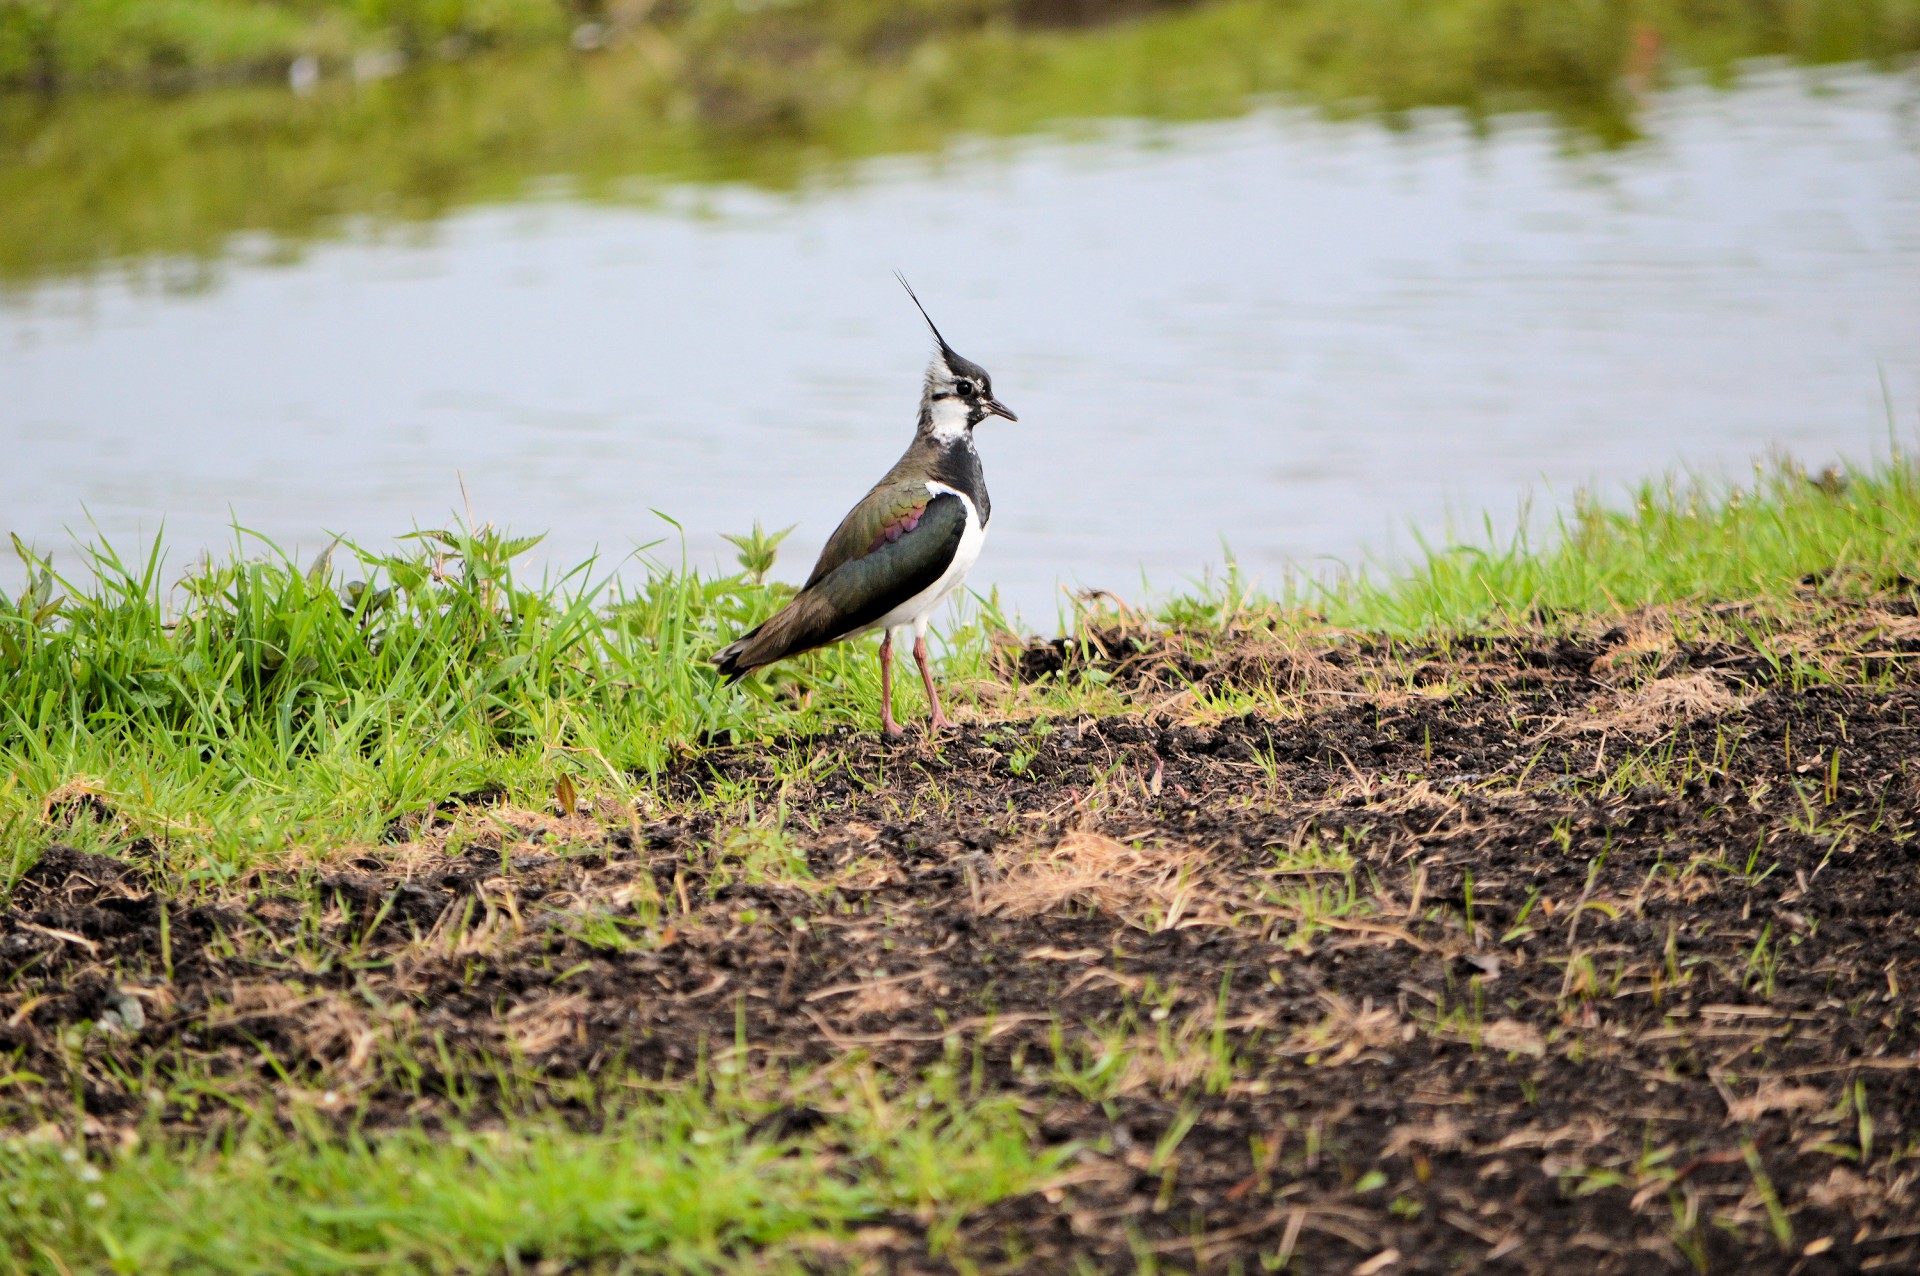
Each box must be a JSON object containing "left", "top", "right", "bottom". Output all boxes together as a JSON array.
[{"left": 5, "top": 594, "right": 1920, "bottom": 1273}]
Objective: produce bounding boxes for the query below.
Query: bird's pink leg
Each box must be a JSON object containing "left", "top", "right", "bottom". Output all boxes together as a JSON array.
[
  {"left": 879, "top": 633, "right": 903, "bottom": 739},
  {"left": 913, "top": 635, "right": 953, "bottom": 730}
]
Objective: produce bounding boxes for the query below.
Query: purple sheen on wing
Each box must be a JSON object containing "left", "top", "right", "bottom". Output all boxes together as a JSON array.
[{"left": 867, "top": 503, "right": 929, "bottom": 555}]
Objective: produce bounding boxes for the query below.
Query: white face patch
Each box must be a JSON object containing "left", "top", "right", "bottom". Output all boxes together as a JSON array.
[
  {"left": 919, "top": 354, "right": 974, "bottom": 440},
  {"left": 924, "top": 392, "right": 973, "bottom": 441},
  {"left": 920, "top": 352, "right": 992, "bottom": 442}
]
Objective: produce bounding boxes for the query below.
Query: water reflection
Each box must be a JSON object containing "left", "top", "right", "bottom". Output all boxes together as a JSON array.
[
  {"left": 2, "top": 64, "right": 1918, "bottom": 622},
  {"left": 6, "top": 1, "right": 1920, "bottom": 290}
]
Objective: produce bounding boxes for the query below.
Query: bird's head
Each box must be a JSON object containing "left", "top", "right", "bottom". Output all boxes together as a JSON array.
[{"left": 898, "top": 275, "right": 1017, "bottom": 439}]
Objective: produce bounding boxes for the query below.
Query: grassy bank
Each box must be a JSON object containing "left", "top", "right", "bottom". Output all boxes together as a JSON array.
[
  {"left": 0, "top": 456, "right": 1911, "bottom": 887},
  {"left": 2, "top": 453, "right": 1918, "bottom": 1271},
  {"left": 3, "top": 455, "right": 1915, "bottom": 887},
  {"left": 6, "top": 0, "right": 1920, "bottom": 287},
  {"left": 6, "top": 0, "right": 1920, "bottom": 95}
]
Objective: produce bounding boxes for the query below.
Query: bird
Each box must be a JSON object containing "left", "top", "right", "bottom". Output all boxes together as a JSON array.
[{"left": 714, "top": 278, "right": 1017, "bottom": 738}]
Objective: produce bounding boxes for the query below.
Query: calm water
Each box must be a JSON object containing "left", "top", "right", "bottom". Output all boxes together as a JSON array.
[{"left": 3, "top": 63, "right": 1918, "bottom": 622}]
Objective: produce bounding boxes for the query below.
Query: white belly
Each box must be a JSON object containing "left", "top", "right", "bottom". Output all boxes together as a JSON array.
[{"left": 865, "top": 481, "right": 986, "bottom": 637}]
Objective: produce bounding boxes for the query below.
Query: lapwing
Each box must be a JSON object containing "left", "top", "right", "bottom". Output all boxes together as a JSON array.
[{"left": 714, "top": 279, "right": 1016, "bottom": 737}]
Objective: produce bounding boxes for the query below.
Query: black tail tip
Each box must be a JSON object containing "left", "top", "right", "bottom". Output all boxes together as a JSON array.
[
  {"left": 715, "top": 622, "right": 769, "bottom": 683},
  {"left": 713, "top": 648, "right": 749, "bottom": 683}
]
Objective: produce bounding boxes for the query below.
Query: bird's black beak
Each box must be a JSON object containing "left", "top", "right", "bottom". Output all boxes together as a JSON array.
[{"left": 985, "top": 397, "right": 1018, "bottom": 423}]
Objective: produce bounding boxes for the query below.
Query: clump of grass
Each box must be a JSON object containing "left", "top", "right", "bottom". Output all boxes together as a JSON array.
[
  {"left": 0, "top": 521, "right": 809, "bottom": 887},
  {"left": 0, "top": 1078, "right": 1057, "bottom": 1274},
  {"left": 722, "top": 520, "right": 797, "bottom": 586},
  {"left": 1315, "top": 455, "right": 1920, "bottom": 632}
]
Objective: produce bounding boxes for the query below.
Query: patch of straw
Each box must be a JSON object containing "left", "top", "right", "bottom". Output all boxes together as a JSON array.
[
  {"left": 1567, "top": 672, "right": 1749, "bottom": 736},
  {"left": 1218, "top": 638, "right": 1359, "bottom": 698},
  {"left": 503, "top": 993, "right": 588, "bottom": 1056},
  {"left": 1278, "top": 994, "right": 1406, "bottom": 1067},
  {"left": 981, "top": 830, "right": 1203, "bottom": 925}
]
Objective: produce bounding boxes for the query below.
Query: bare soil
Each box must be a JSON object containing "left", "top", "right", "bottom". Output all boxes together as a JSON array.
[{"left": 6, "top": 595, "right": 1920, "bottom": 1273}]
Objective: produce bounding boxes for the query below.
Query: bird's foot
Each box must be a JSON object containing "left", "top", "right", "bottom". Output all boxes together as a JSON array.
[
  {"left": 882, "top": 719, "right": 905, "bottom": 741},
  {"left": 927, "top": 711, "right": 955, "bottom": 731}
]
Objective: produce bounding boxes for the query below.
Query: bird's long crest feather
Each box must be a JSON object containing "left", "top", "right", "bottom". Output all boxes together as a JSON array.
[{"left": 895, "top": 272, "right": 959, "bottom": 363}]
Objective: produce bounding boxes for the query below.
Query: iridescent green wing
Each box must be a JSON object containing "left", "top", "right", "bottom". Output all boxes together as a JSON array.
[
  {"left": 714, "top": 479, "right": 969, "bottom": 678},
  {"left": 800, "top": 490, "right": 966, "bottom": 632},
  {"left": 804, "top": 477, "right": 938, "bottom": 589}
]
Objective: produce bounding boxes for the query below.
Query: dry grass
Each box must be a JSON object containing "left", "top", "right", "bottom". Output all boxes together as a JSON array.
[
  {"left": 1277, "top": 994, "right": 1408, "bottom": 1067},
  {"left": 1566, "top": 671, "right": 1751, "bottom": 736},
  {"left": 1217, "top": 637, "right": 1361, "bottom": 699},
  {"left": 982, "top": 829, "right": 1210, "bottom": 927}
]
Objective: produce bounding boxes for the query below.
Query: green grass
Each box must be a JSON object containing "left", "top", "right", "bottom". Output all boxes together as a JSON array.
[
  {"left": 4, "top": 450, "right": 1918, "bottom": 1272},
  {"left": 1315, "top": 456, "right": 1920, "bottom": 631},
  {"left": 3, "top": 452, "right": 1915, "bottom": 890},
  {"left": 0, "top": 511, "right": 1088, "bottom": 889},
  {"left": 0, "top": 1072, "right": 1058, "bottom": 1273}
]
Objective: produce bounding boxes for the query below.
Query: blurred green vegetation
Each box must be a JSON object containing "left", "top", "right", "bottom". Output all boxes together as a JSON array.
[
  {"left": 0, "top": 1062, "right": 1054, "bottom": 1272},
  {"left": 2, "top": 0, "right": 1919, "bottom": 287},
  {"left": 0, "top": 0, "right": 566, "bottom": 89},
  {"left": 6, "top": 0, "right": 1918, "bottom": 94}
]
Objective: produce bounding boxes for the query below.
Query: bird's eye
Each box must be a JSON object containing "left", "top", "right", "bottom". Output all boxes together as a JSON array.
[{"left": 954, "top": 379, "right": 976, "bottom": 397}]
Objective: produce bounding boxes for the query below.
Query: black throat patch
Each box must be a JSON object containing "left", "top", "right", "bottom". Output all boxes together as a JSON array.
[{"left": 928, "top": 434, "right": 991, "bottom": 526}]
